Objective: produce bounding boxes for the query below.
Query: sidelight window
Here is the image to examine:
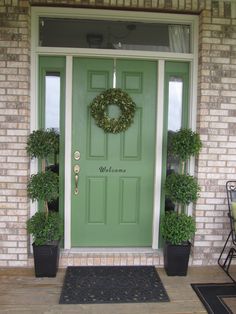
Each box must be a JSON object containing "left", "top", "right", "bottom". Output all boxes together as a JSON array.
[
  {"left": 45, "top": 73, "right": 60, "bottom": 130},
  {"left": 163, "top": 62, "right": 189, "bottom": 212},
  {"left": 38, "top": 57, "right": 66, "bottom": 215}
]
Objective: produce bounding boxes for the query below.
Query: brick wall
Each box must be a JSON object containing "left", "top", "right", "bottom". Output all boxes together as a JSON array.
[
  {"left": 194, "top": 1, "right": 236, "bottom": 265},
  {"left": 0, "top": 0, "right": 30, "bottom": 267},
  {"left": 0, "top": 0, "right": 235, "bottom": 267}
]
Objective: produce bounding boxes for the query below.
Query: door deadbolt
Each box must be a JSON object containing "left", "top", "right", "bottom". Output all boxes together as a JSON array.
[{"left": 74, "top": 151, "right": 80, "bottom": 160}]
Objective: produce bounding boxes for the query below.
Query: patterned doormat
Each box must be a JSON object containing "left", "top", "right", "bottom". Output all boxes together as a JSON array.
[
  {"left": 191, "top": 283, "right": 236, "bottom": 314},
  {"left": 59, "top": 266, "right": 170, "bottom": 304}
]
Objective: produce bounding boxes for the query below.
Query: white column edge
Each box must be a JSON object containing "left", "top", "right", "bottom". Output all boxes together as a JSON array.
[
  {"left": 152, "top": 60, "right": 165, "bottom": 250},
  {"left": 64, "top": 56, "right": 73, "bottom": 249}
]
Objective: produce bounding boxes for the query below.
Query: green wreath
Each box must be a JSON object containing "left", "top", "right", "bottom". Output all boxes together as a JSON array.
[{"left": 90, "top": 88, "right": 136, "bottom": 134}]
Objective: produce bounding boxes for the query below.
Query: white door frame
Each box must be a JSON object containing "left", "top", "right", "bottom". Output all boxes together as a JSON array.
[{"left": 30, "top": 7, "right": 198, "bottom": 250}]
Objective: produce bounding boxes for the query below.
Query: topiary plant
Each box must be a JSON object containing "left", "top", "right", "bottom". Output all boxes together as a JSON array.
[
  {"left": 168, "top": 128, "right": 202, "bottom": 173},
  {"left": 26, "top": 129, "right": 62, "bottom": 246},
  {"left": 165, "top": 172, "right": 200, "bottom": 212},
  {"left": 162, "top": 128, "right": 202, "bottom": 275},
  {"left": 27, "top": 129, "right": 59, "bottom": 160},
  {"left": 27, "top": 171, "right": 59, "bottom": 203},
  {"left": 161, "top": 211, "right": 196, "bottom": 245},
  {"left": 27, "top": 211, "right": 63, "bottom": 246},
  {"left": 165, "top": 128, "right": 202, "bottom": 214},
  {"left": 27, "top": 128, "right": 60, "bottom": 214}
]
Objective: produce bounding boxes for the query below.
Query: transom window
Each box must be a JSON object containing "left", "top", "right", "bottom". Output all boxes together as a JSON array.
[{"left": 39, "top": 17, "right": 191, "bottom": 53}]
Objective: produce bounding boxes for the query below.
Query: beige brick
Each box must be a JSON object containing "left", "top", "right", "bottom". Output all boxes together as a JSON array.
[
  {"left": 209, "top": 148, "right": 227, "bottom": 154},
  {"left": 210, "top": 110, "right": 228, "bottom": 116},
  {"left": 0, "top": 254, "right": 17, "bottom": 260},
  {"left": 194, "top": 241, "right": 213, "bottom": 247},
  {"left": 7, "top": 156, "right": 28, "bottom": 163},
  {"left": 202, "top": 38, "right": 221, "bottom": 44},
  {"left": 199, "top": 154, "right": 218, "bottom": 161},
  {"left": 201, "top": 90, "right": 220, "bottom": 96},
  {"left": 200, "top": 192, "right": 215, "bottom": 198},
  {"left": 212, "top": 18, "right": 231, "bottom": 25},
  {"left": 7, "top": 129, "right": 28, "bottom": 136},
  {"left": 209, "top": 122, "right": 228, "bottom": 129},
  {"left": 18, "top": 254, "right": 28, "bottom": 260},
  {"left": 8, "top": 248, "right": 27, "bottom": 254},
  {"left": 8, "top": 261, "right": 28, "bottom": 266},
  {"left": 205, "top": 223, "right": 223, "bottom": 229},
  {"left": 208, "top": 161, "right": 225, "bottom": 167}
]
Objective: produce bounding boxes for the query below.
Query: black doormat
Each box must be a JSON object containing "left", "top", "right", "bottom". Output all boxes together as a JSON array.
[
  {"left": 191, "top": 283, "right": 236, "bottom": 314},
  {"left": 59, "top": 266, "right": 170, "bottom": 304}
]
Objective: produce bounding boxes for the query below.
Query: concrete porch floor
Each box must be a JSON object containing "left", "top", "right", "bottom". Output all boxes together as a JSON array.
[{"left": 0, "top": 266, "right": 235, "bottom": 314}]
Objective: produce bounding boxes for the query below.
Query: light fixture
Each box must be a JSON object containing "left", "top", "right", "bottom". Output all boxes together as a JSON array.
[{"left": 86, "top": 34, "right": 103, "bottom": 48}]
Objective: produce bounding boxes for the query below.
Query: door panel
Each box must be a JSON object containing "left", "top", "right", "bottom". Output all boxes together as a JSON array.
[{"left": 71, "top": 58, "right": 157, "bottom": 247}]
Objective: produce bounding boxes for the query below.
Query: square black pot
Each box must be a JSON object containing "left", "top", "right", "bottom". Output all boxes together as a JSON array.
[
  {"left": 32, "top": 242, "right": 60, "bottom": 277},
  {"left": 163, "top": 242, "right": 191, "bottom": 276}
]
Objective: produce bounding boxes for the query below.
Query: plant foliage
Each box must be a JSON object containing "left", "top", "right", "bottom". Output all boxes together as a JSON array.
[
  {"left": 161, "top": 211, "right": 196, "bottom": 245},
  {"left": 168, "top": 128, "right": 202, "bottom": 162},
  {"left": 26, "top": 128, "right": 62, "bottom": 247},
  {"left": 27, "top": 211, "right": 63, "bottom": 246},
  {"left": 26, "top": 129, "right": 59, "bottom": 159},
  {"left": 165, "top": 172, "right": 200, "bottom": 206},
  {"left": 27, "top": 170, "right": 59, "bottom": 203},
  {"left": 90, "top": 88, "right": 136, "bottom": 134}
]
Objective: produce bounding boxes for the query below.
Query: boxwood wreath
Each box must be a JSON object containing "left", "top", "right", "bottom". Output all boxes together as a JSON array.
[{"left": 90, "top": 88, "right": 136, "bottom": 134}]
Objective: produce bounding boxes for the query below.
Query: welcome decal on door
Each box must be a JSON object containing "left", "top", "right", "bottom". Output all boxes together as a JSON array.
[{"left": 99, "top": 166, "right": 127, "bottom": 173}]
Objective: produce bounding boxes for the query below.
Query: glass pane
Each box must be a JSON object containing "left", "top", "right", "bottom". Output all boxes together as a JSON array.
[
  {"left": 39, "top": 18, "right": 190, "bottom": 53},
  {"left": 45, "top": 73, "right": 60, "bottom": 212},
  {"left": 167, "top": 77, "right": 183, "bottom": 175},
  {"left": 168, "top": 25, "right": 190, "bottom": 53},
  {"left": 166, "top": 77, "right": 183, "bottom": 208},
  {"left": 168, "top": 78, "right": 183, "bottom": 132},
  {"left": 45, "top": 73, "right": 60, "bottom": 131}
]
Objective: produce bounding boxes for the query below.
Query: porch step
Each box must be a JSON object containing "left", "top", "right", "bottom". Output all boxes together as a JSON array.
[{"left": 59, "top": 248, "right": 163, "bottom": 267}]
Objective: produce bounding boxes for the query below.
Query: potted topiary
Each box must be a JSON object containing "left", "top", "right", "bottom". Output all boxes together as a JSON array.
[
  {"left": 161, "top": 128, "right": 202, "bottom": 276},
  {"left": 26, "top": 129, "right": 63, "bottom": 277}
]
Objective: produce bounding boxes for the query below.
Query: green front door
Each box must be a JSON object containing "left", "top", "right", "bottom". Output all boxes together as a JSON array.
[{"left": 71, "top": 58, "right": 157, "bottom": 247}]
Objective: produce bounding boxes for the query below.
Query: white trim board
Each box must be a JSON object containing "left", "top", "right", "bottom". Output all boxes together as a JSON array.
[{"left": 64, "top": 56, "right": 73, "bottom": 249}]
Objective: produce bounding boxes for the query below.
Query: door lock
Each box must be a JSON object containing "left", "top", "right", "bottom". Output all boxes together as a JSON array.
[
  {"left": 74, "top": 164, "right": 80, "bottom": 174},
  {"left": 74, "top": 151, "right": 80, "bottom": 160}
]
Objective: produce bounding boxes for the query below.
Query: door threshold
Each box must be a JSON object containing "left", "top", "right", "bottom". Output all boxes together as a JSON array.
[
  {"left": 60, "top": 247, "right": 163, "bottom": 266},
  {"left": 63, "top": 247, "right": 160, "bottom": 254}
]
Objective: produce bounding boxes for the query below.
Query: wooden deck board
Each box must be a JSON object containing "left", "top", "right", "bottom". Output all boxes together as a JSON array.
[{"left": 0, "top": 266, "right": 235, "bottom": 314}]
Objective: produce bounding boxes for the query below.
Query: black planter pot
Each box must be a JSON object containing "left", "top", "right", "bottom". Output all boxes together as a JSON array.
[
  {"left": 32, "top": 242, "right": 60, "bottom": 277},
  {"left": 163, "top": 241, "right": 191, "bottom": 276}
]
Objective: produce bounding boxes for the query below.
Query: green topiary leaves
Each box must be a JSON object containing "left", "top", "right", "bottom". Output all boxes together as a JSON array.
[
  {"left": 161, "top": 211, "right": 196, "bottom": 245},
  {"left": 163, "top": 128, "right": 202, "bottom": 244},
  {"left": 26, "top": 128, "right": 62, "bottom": 246},
  {"left": 26, "top": 129, "right": 59, "bottom": 159},
  {"left": 165, "top": 172, "right": 200, "bottom": 206},
  {"left": 27, "top": 171, "right": 59, "bottom": 203},
  {"left": 165, "top": 128, "right": 202, "bottom": 213},
  {"left": 27, "top": 211, "right": 63, "bottom": 246},
  {"left": 168, "top": 128, "right": 202, "bottom": 162}
]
